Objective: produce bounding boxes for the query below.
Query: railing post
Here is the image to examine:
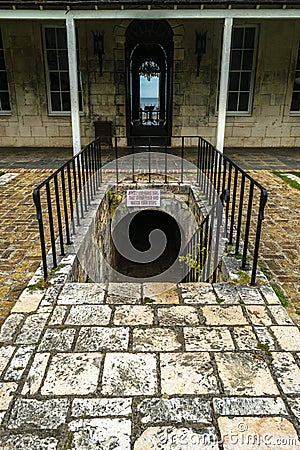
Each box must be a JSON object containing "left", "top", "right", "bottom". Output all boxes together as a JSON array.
[
  {"left": 250, "top": 189, "right": 268, "bottom": 286},
  {"left": 33, "top": 189, "right": 48, "bottom": 280}
]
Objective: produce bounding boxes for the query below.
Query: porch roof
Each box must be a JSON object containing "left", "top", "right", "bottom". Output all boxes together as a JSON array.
[{"left": 0, "top": 0, "right": 300, "bottom": 7}]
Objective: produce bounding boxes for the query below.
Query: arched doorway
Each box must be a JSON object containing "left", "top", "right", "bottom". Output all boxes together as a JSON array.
[{"left": 125, "top": 20, "right": 173, "bottom": 145}]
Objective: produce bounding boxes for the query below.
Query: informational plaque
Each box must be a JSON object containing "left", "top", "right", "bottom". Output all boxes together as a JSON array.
[{"left": 126, "top": 189, "right": 160, "bottom": 207}]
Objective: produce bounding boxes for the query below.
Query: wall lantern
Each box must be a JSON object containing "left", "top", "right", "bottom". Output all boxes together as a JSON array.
[
  {"left": 93, "top": 31, "right": 104, "bottom": 76},
  {"left": 195, "top": 31, "right": 207, "bottom": 77}
]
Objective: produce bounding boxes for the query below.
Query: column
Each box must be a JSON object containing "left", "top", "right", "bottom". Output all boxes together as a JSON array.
[
  {"left": 216, "top": 17, "right": 233, "bottom": 153},
  {"left": 66, "top": 14, "right": 81, "bottom": 155}
]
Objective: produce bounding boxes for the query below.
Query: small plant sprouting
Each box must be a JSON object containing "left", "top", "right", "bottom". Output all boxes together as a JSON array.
[
  {"left": 27, "top": 278, "right": 48, "bottom": 292},
  {"left": 270, "top": 283, "right": 289, "bottom": 307},
  {"left": 216, "top": 297, "right": 225, "bottom": 304},
  {"left": 259, "top": 263, "right": 272, "bottom": 281},
  {"left": 142, "top": 297, "right": 155, "bottom": 304},
  {"left": 295, "top": 308, "right": 300, "bottom": 316},
  {"left": 231, "top": 269, "right": 251, "bottom": 285},
  {"left": 257, "top": 341, "right": 273, "bottom": 362}
]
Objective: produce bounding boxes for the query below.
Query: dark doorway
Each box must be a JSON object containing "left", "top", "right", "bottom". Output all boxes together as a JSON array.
[
  {"left": 125, "top": 20, "right": 173, "bottom": 146},
  {"left": 112, "top": 210, "right": 181, "bottom": 279}
]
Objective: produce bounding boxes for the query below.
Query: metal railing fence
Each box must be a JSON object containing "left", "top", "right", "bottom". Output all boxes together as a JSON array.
[{"left": 33, "top": 135, "right": 267, "bottom": 285}]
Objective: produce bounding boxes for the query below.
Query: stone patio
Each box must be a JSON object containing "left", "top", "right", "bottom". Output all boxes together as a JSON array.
[{"left": 0, "top": 280, "right": 299, "bottom": 448}]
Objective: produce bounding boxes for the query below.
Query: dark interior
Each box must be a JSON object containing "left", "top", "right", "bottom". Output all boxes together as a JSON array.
[{"left": 112, "top": 209, "right": 181, "bottom": 278}]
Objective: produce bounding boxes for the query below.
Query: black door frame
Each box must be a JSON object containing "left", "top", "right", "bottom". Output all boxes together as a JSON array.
[{"left": 125, "top": 20, "right": 173, "bottom": 146}]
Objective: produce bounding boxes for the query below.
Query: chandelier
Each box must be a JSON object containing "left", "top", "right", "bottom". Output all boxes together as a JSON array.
[{"left": 139, "top": 60, "right": 160, "bottom": 81}]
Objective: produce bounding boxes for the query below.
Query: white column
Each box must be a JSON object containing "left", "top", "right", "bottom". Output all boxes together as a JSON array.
[
  {"left": 216, "top": 17, "right": 233, "bottom": 152},
  {"left": 66, "top": 14, "right": 81, "bottom": 156}
]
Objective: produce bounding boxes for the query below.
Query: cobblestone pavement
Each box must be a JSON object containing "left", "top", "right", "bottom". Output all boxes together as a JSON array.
[
  {"left": 0, "top": 280, "right": 299, "bottom": 448},
  {"left": 247, "top": 170, "right": 300, "bottom": 321},
  {"left": 0, "top": 169, "right": 54, "bottom": 324}
]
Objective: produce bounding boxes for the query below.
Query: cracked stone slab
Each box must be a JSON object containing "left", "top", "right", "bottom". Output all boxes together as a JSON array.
[
  {"left": 134, "top": 426, "right": 219, "bottom": 449},
  {"left": 184, "top": 327, "right": 234, "bottom": 351},
  {"left": 48, "top": 306, "right": 68, "bottom": 326},
  {"left": 213, "top": 283, "right": 240, "bottom": 304},
  {"left": 245, "top": 306, "right": 273, "bottom": 326},
  {"left": 0, "top": 346, "right": 15, "bottom": 376},
  {"left": 232, "top": 326, "right": 258, "bottom": 350},
  {"left": 75, "top": 327, "right": 129, "bottom": 352},
  {"left": 38, "top": 328, "right": 76, "bottom": 352},
  {"left": 218, "top": 417, "right": 300, "bottom": 450},
  {"left": 160, "top": 352, "right": 219, "bottom": 395},
  {"left": 22, "top": 353, "right": 50, "bottom": 395},
  {"left": 15, "top": 313, "right": 50, "bottom": 345},
  {"left": 202, "top": 305, "right": 248, "bottom": 325},
  {"left": 65, "top": 304, "right": 112, "bottom": 326},
  {"left": 106, "top": 283, "right": 141, "bottom": 304},
  {"left": 254, "top": 326, "right": 277, "bottom": 350},
  {"left": 138, "top": 397, "right": 212, "bottom": 424},
  {"left": 215, "top": 352, "right": 279, "bottom": 395},
  {"left": 0, "top": 382, "right": 18, "bottom": 410},
  {"left": 101, "top": 353, "right": 157, "bottom": 396},
  {"left": 0, "top": 435, "right": 58, "bottom": 450},
  {"left": 133, "top": 328, "right": 182, "bottom": 352},
  {"left": 72, "top": 398, "right": 132, "bottom": 417},
  {"left": 57, "top": 283, "right": 106, "bottom": 305},
  {"left": 114, "top": 305, "right": 154, "bottom": 325},
  {"left": 271, "top": 326, "right": 300, "bottom": 351},
  {"left": 157, "top": 306, "right": 200, "bottom": 326},
  {"left": 286, "top": 397, "right": 300, "bottom": 420},
  {"left": 41, "top": 353, "right": 103, "bottom": 396},
  {"left": 69, "top": 418, "right": 131, "bottom": 450},
  {"left": 271, "top": 352, "right": 300, "bottom": 394},
  {"left": 260, "top": 284, "right": 282, "bottom": 305},
  {"left": 268, "top": 306, "right": 294, "bottom": 325},
  {"left": 3, "top": 346, "right": 35, "bottom": 381},
  {"left": 179, "top": 282, "right": 216, "bottom": 304},
  {"left": 213, "top": 397, "right": 288, "bottom": 416},
  {"left": 236, "top": 284, "right": 265, "bottom": 305},
  {"left": 0, "top": 314, "right": 24, "bottom": 342},
  {"left": 143, "top": 283, "right": 179, "bottom": 304},
  {"left": 8, "top": 398, "right": 69, "bottom": 429}
]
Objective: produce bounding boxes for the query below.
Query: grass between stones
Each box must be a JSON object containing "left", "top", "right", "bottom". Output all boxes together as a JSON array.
[{"left": 273, "top": 171, "right": 300, "bottom": 190}]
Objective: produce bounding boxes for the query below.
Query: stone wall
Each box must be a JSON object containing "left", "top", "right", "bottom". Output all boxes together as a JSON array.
[{"left": 0, "top": 18, "right": 300, "bottom": 148}]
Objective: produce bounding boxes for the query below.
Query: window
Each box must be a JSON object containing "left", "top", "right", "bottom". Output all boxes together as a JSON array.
[
  {"left": 290, "top": 44, "right": 300, "bottom": 114},
  {"left": 0, "top": 28, "right": 11, "bottom": 113},
  {"left": 44, "top": 27, "right": 83, "bottom": 114},
  {"left": 227, "top": 27, "right": 257, "bottom": 114}
]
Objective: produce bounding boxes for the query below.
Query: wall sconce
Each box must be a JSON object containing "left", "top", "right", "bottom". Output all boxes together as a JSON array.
[
  {"left": 195, "top": 31, "right": 207, "bottom": 77},
  {"left": 93, "top": 31, "right": 104, "bottom": 76}
]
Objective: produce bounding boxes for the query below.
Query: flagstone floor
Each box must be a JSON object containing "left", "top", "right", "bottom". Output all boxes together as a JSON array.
[{"left": 0, "top": 280, "right": 300, "bottom": 449}]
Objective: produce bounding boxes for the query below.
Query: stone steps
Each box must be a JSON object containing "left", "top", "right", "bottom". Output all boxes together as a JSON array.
[{"left": 0, "top": 281, "right": 299, "bottom": 448}]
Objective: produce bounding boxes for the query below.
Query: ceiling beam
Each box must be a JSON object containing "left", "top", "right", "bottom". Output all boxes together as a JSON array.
[{"left": 0, "top": 8, "right": 300, "bottom": 20}]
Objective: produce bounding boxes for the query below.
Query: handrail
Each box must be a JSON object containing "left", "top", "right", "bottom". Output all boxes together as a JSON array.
[{"left": 33, "top": 135, "right": 267, "bottom": 285}]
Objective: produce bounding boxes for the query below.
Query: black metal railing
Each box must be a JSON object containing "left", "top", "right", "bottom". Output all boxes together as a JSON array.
[{"left": 33, "top": 135, "right": 267, "bottom": 285}]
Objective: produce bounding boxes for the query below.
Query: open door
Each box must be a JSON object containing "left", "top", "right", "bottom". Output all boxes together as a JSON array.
[{"left": 126, "top": 20, "right": 173, "bottom": 146}]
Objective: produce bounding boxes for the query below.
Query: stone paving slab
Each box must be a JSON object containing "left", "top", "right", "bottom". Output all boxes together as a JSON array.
[{"left": 0, "top": 281, "right": 299, "bottom": 448}]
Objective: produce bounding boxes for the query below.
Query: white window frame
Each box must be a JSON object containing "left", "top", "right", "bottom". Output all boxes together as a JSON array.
[
  {"left": 0, "top": 27, "right": 11, "bottom": 115},
  {"left": 217, "top": 25, "right": 258, "bottom": 116},
  {"left": 43, "top": 25, "right": 83, "bottom": 116},
  {"left": 290, "top": 42, "right": 300, "bottom": 116}
]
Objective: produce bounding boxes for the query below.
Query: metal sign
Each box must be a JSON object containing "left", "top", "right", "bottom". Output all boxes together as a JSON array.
[{"left": 126, "top": 189, "right": 160, "bottom": 207}]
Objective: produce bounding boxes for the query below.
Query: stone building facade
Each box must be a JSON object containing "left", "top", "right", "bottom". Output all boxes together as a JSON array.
[{"left": 1, "top": 3, "right": 300, "bottom": 149}]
